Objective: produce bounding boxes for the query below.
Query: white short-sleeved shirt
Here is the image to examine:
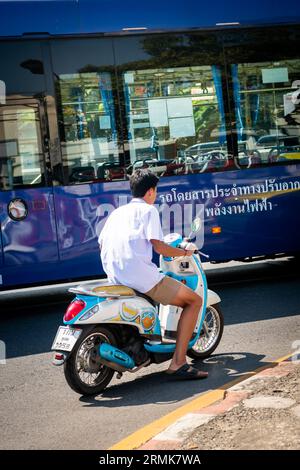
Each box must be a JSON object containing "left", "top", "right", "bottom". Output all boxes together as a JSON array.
[{"left": 98, "top": 198, "right": 164, "bottom": 293}]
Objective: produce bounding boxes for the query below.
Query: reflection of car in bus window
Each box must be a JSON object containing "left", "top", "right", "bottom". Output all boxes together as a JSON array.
[
  {"left": 69, "top": 166, "right": 95, "bottom": 183},
  {"left": 256, "top": 135, "right": 300, "bottom": 163},
  {"left": 191, "top": 151, "right": 229, "bottom": 173},
  {"left": 132, "top": 158, "right": 185, "bottom": 177},
  {"left": 97, "top": 162, "right": 126, "bottom": 181},
  {"left": 184, "top": 141, "right": 224, "bottom": 159}
]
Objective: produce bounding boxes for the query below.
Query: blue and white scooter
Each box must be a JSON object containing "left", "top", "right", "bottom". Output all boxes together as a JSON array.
[{"left": 51, "top": 218, "right": 223, "bottom": 396}]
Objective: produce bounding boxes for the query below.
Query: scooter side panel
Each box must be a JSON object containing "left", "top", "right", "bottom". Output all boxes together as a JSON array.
[{"left": 75, "top": 297, "right": 161, "bottom": 336}]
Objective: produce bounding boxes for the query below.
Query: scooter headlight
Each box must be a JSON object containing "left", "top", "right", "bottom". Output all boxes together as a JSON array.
[{"left": 79, "top": 304, "right": 99, "bottom": 321}]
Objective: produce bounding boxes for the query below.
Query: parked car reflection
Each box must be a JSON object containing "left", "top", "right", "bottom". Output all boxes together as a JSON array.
[
  {"left": 189, "top": 151, "right": 229, "bottom": 172},
  {"left": 131, "top": 158, "right": 186, "bottom": 176}
]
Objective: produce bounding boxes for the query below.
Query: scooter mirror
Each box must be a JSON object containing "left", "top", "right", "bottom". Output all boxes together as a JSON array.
[{"left": 191, "top": 217, "right": 202, "bottom": 234}]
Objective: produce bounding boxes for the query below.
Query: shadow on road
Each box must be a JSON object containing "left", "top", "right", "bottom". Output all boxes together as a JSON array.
[{"left": 77, "top": 352, "right": 275, "bottom": 408}]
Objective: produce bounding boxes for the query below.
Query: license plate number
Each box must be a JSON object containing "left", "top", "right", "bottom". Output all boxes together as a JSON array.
[{"left": 51, "top": 326, "right": 82, "bottom": 352}]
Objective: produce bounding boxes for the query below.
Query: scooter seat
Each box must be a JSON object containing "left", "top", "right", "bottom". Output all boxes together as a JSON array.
[
  {"left": 91, "top": 284, "right": 135, "bottom": 297},
  {"left": 92, "top": 284, "right": 158, "bottom": 307},
  {"left": 71, "top": 282, "right": 158, "bottom": 305}
]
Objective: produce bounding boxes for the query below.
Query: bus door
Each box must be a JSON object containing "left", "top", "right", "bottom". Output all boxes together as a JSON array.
[{"left": 0, "top": 97, "right": 59, "bottom": 268}]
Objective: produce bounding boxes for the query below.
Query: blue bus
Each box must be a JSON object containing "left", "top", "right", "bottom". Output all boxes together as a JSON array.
[{"left": 1, "top": 0, "right": 300, "bottom": 289}]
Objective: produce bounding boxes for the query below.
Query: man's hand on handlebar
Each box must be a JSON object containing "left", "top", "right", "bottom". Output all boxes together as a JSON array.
[
  {"left": 150, "top": 239, "right": 195, "bottom": 258},
  {"left": 181, "top": 249, "right": 194, "bottom": 257}
]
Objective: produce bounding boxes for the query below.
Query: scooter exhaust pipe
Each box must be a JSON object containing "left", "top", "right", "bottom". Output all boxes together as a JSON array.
[{"left": 98, "top": 343, "right": 136, "bottom": 372}]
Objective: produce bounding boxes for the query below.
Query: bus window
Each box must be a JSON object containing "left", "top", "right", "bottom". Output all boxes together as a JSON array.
[
  {"left": 51, "top": 38, "right": 124, "bottom": 184},
  {"left": 55, "top": 71, "right": 123, "bottom": 184},
  {"left": 231, "top": 59, "right": 300, "bottom": 169},
  {"left": 122, "top": 65, "right": 229, "bottom": 177},
  {"left": 0, "top": 41, "right": 45, "bottom": 96},
  {"left": 0, "top": 103, "right": 45, "bottom": 190}
]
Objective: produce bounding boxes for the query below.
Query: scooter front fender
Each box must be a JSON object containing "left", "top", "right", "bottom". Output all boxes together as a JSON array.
[{"left": 207, "top": 289, "right": 221, "bottom": 306}]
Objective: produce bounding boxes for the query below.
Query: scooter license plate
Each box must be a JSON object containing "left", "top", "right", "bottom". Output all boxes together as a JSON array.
[{"left": 51, "top": 326, "right": 82, "bottom": 352}]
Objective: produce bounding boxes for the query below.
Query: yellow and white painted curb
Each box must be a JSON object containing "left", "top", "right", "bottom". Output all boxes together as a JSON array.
[{"left": 109, "top": 352, "right": 299, "bottom": 451}]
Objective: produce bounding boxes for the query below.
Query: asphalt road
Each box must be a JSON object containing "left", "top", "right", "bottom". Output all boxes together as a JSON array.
[{"left": 0, "top": 258, "right": 300, "bottom": 450}]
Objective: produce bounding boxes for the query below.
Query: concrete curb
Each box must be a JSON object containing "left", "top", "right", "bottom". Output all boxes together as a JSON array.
[{"left": 137, "top": 358, "right": 299, "bottom": 450}]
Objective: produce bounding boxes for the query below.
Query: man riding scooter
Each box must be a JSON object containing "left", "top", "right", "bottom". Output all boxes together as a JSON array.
[{"left": 99, "top": 169, "right": 208, "bottom": 380}]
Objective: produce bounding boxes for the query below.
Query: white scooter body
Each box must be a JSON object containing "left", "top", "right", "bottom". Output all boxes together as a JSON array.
[{"left": 66, "top": 282, "right": 220, "bottom": 340}]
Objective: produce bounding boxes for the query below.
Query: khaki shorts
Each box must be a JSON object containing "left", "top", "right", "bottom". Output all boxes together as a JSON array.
[{"left": 144, "top": 275, "right": 182, "bottom": 306}]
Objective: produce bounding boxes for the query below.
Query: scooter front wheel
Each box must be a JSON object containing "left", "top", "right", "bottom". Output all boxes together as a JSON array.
[
  {"left": 64, "top": 326, "right": 117, "bottom": 396},
  {"left": 187, "top": 304, "right": 224, "bottom": 360}
]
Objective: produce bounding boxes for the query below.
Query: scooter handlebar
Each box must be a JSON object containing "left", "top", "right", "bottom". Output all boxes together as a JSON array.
[
  {"left": 198, "top": 251, "right": 210, "bottom": 259},
  {"left": 177, "top": 247, "right": 210, "bottom": 259},
  {"left": 175, "top": 243, "right": 198, "bottom": 261}
]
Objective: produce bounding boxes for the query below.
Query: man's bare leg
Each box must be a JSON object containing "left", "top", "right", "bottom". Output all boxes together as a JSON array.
[{"left": 167, "top": 284, "right": 208, "bottom": 377}]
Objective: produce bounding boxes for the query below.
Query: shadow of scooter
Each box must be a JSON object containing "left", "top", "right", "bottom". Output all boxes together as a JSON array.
[{"left": 79, "top": 351, "right": 271, "bottom": 408}]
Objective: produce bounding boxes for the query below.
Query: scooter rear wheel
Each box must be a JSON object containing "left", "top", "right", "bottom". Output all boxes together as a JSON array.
[
  {"left": 64, "top": 326, "right": 117, "bottom": 396},
  {"left": 187, "top": 304, "right": 224, "bottom": 359}
]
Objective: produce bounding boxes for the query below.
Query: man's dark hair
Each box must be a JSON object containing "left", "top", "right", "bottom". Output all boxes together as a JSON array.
[{"left": 129, "top": 169, "right": 159, "bottom": 197}]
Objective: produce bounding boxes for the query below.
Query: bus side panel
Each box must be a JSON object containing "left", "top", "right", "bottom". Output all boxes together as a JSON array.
[
  {"left": 2, "top": 1, "right": 300, "bottom": 37},
  {"left": 53, "top": 164, "right": 300, "bottom": 277},
  {"left": 0, "top": 188, "right": 59, "bottom": 266},
  {"left": 0, "top": 205, "right": 3, "bottom": 274},
  {"left": 52, "top": 181, "right": 131, "bottom": 278},
  {"left": 1, "top": 163, "right": 300, "bottom": 289},
  {"left": 158, "top": 165, "right": 300, "bottom": 261}
]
